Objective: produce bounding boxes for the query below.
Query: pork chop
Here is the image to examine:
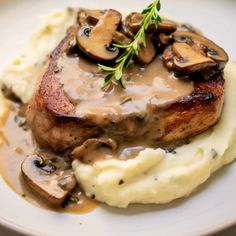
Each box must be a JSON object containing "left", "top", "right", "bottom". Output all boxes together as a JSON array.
[{"left": 26, "top": 23, "right": 225, "bottom": 152}]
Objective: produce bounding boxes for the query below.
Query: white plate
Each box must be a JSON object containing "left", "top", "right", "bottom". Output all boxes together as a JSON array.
[{"left": 0, "top": 1, "right": 236, "bottom": 235}]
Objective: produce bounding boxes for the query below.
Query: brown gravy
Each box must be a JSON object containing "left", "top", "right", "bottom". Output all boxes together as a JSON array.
[
  {"left": 58, "top": 54, "right": 194, "bottom": 117},
  {"left": 0, "top": 103, "right": 98, "bottom": 214},
  {"left": 0, "top": 40, "right": 194, "bottom": 212}
]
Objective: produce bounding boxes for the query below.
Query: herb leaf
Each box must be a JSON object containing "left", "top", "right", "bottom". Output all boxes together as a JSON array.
[
  {"left": 102, "top": 74, "right": 113, "bottom": 89},
  {"left": 99, "top": 0, "right": 162, "bottom": 90},
  {"left": 98, "top": 64, "right": 116, "bottom": 72}
]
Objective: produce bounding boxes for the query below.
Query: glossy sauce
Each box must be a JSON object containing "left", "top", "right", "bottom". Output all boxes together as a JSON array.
[
  {"left": 78, "top": 140, "right": 148, "bottom": 164},
  {"left": 58, "top": 55, "right": 194, "bottom": 117},
  {"left": 0, "top": 104, "right": 98, "bottom": 214},
  {"left": 0, "top": 46, "right": 194, "bottom": 212},
  {"left": 57, "top": 53, "right": 196, "bottom": 163}
]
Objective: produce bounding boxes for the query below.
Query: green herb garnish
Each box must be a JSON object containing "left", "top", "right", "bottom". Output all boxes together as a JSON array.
[
  {"left": 98, "top": 0, "right": 162, "bottom": 90},
  {"left": 120, "top": 96, "right": 132, "bottom": 105}
]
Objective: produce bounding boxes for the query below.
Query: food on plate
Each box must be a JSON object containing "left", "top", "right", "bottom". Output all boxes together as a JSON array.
[
  {"left": 21, "top": 155, "right": 76, "bottom": 205},
  {"left": 0, "top": 0, "right": 236, "bottom": 209}
]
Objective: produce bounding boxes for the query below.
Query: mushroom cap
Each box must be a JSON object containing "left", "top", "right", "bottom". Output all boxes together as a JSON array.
[
  {"left": 77, "top": 9, "right": 105, "bottom": 26},
  {"left": 77, "top": 9, "right": 121, "bottom": 61},
  {"left": 158, "top": 33, "right": 172, "bottom": 46},
  {"left": 159, "top": 19, "right": 177, "bottom": 33},
  {"left": 173, "top": 31, "right": 229, "bottom": 69},
  {"left": 172, "top": 42, "right": 216, "bottom": 74},
  {"left": 77, "top": 9, "right": 131, "bottom": 46},
  {"left": 113, "top": 31, "right": 132, "bottom": 45},
  {"left": 123, "top": 13, "right": 177, "bottom": 35},
  {"left": 71, "top": 138, "right": 118, "bottom": 160},
  {"left": 136, "top": 34, "right": 156, "bottom": 64},
  {"left": 162, "top": 45, "right": 175, "bottom": 70},
  {"left": 21, "top": 155, "right": 76, "bottom": 206}
]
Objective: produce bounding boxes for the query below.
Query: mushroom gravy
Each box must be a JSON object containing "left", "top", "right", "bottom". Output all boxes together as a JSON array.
[
  {"left": 0, "top": 104, "right": 98, "bottom": 214},
  {"left": 0, "top": 102, "right": 182, "bottom": 212},
  {"left": 58, "top": 54, "right": 194, "bottom": 118},
  {"left": 0, "top": 51, "right": 196, "bottom": 210}
]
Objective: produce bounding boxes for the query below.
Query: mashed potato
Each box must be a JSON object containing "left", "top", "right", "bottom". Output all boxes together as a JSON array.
[
  {"left": 1, "top": 9, "right": 236, "bottom": 208},
  {"left": 73, "top": 63, "right": 236, "bottom": 207},
  {"left": 0, "top": 8, "right": 77, "bottom": 103}
]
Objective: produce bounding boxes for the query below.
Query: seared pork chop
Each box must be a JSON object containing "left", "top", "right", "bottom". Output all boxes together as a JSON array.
[{"left": 26, "top": 24, "right": 225, "bottom": 152}]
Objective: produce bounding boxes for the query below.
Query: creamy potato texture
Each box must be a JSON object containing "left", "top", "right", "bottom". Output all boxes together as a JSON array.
[
  {"left": 73, "top": 63, "right": 236, "bottom": 207},
  {"left": 1, "top": 9, "right": 236, "bottom": 208},
  {"left": 0, "top": 8, "right": 77, "bottom": 103}
]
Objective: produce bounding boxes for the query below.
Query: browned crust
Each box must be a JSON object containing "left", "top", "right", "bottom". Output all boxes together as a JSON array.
[
  {"left": 163, "top": 75, "right": 224, "bottom": 142},
  {"left": 26, "top": 26, "right": 225, "bottom": 151},
  {"left": 37, "top": 27, "right": 77, "bottom": 116}
]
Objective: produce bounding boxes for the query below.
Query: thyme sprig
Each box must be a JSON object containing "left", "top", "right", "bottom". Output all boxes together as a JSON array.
[{"left": 98, "top": 0, "right": 162, "bottom": 90}]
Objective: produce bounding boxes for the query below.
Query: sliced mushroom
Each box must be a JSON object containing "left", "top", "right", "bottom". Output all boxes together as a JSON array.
[
  {"left": 71, "top": 138, "right": 117, "bottom": 160},
  {"left": 172, "top": 42, "right": 216, "bottom": 74},
  {"left": 21, "top": 155, "right": 76, "bottom": 206},
  {"left": 77, "top": 10, "right": 89, "bottom": 26},
  {"left": 136, "top": 34, "right": 156, "bottom": 64},
  {"left": 77, "top": 9, "right": 104, "bottom": 26},
  {"left": 77, "top": 9, "right": 121, "bottom": 61},
  {"left": 159, "top": 20, "right": 177, "bottom": 33},
  {"left": 173, "top": 31, "right": 229, "bottom": 69},
  {"left": 77, "top": 9, "right": 131, "bottom": 46},
  {"left": 162, "top": 45, "right": 175, "bottom": 70},
  {"left": 121, "top": 23, "right": 135, "bottom": 39},
  {"left": 176, "top": 23, "right": 198, "bottom": 33},
  {"left": 86, "top": 9, "right": 105, "bottom": 25},
  {"left": 113, "top": 31, "right": 132, "bottom": 45},
  {"left": 124, "top": 13, "right": 143, "bottom": 34},
  {"left": 158, "top": 33, "right": 172, "bottom": 46},
  {"left": 123, "top": 13, "right": 177, "bottom": 35}
]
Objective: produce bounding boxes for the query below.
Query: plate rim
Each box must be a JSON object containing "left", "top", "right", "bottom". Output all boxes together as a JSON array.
[
  {"left": 0, "top": 204, "right": 236, "bottom": 236},
  {"left": 0, "top": 0, "right": 236, "bottom": 235}
]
